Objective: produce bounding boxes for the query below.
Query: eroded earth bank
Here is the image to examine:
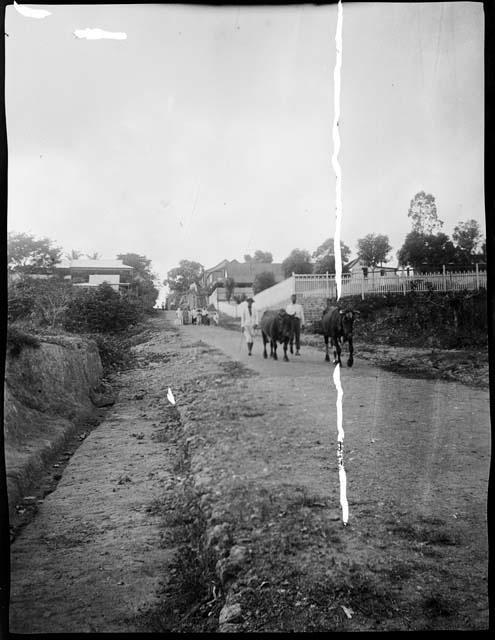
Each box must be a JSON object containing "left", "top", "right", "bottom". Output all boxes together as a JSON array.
[{"left": 7, "top": 312, "right": 490, "bottom": 632}]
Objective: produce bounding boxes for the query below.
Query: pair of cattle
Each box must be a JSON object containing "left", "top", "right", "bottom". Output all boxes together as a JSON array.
[{"left": 259, "top": 306, "right": 358, "bottom": 366}]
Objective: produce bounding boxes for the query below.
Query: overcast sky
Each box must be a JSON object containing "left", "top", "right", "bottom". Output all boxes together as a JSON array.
[{"left": 6, "top": 2, "right": 484, "bottom": 297}]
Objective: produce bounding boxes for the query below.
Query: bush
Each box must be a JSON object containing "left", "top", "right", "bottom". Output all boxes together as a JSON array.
[
  {"left": 344, "top": 290, "right": 487, "bottom": 348},
  {"left": 63, "top": 283, "right": 143, "bottom": 333},
  {"left": 7, "top": 326, "right": 41, "bottom": 357},
  {"left": 8, "top": 277, "right": 74, "bottom": 327},
  {"left": 91, "top": 333, "right": 134, "bottom": 374},
  {"left": 253, "top": 271, "right": 276, "bottom": 294},
  {"left": 314, "top": 290, "right": 487, "bottom": 349},
  {"left": 8, "top": 279, "right": 36, "bottom": 321}
]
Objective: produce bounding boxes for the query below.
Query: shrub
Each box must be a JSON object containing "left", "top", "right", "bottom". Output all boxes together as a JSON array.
[
  {"left": 63, "top": 283, "right": 143, "bottom": 333},
  {"left": 8, "top": 277, "right": 74, "bottom": 327},
  {"left": 341, "top": 290, "right": 487, "bottom": 348},
  {"left": 253, "top": 271, "right": 276, "bottom": 294},
  {"left": 7, "top": 326, "right": 41, "bottom": 357},
  {"left": 91, "top": 333, "right": 134, "bottom": 374}
]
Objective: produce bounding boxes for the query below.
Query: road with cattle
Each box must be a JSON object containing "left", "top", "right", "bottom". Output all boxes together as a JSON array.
[{"left": 9, "top": 312, "right": 490, "bottom": 632}]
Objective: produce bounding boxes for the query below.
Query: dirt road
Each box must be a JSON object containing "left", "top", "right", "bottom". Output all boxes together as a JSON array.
[{"left": 9, "top": 313, "right": 490, "bottom": 632}]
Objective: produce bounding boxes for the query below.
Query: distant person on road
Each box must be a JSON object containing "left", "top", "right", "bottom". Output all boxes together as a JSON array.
[
  {"left": 212, "top": 310, "right": 219, "bottom": 325},
  {"left": 240, "top": 297, "right": 258, "bottom": 356},
  {"left": 191, "top": 308, "right": 197, "bottom": 325},
  {"left": 285, "top": 293, "right": 305, "bottom": 355},
  {"left": 201, "top": 307, "right": 209, "bottom": 325},
  {"left": 176, "top": 307, "right": 184, "bottom": 325}
]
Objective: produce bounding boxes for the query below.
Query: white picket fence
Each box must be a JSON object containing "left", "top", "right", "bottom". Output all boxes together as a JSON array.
[
  {"left": 214, "top": 268, "right": 486, "bottom": 317},
  {"left": 294, "top": 268, "right": 486, "bottom": 299}
]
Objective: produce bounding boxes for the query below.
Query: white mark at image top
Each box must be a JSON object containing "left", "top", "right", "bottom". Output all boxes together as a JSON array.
[
  {"left": 13, "top": 1, "right": 51, "bottom": 19},
  {"left": 73, "top": 28, "right": 127, "bottom": 41}
]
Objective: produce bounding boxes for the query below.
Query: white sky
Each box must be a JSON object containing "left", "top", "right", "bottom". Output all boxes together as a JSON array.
[{"left": 6, "top": 2, "right": 484, "bottom": 297}]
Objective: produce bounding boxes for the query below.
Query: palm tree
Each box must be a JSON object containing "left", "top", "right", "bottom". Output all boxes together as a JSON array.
[{"left": 65, "top": 249, "right": 83, "bottom": 260}]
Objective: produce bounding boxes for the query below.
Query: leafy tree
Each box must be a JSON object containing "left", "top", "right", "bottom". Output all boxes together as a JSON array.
[
  {"left": 356, "top": 233, "right": 392, "bottom": 268},
  {"left": 407, "top": 191, "right": 443, "bottom": 234},
  {"left": 452, "top": 219, "right": 483, "bottom": 261},
  {"left": 397, "top": 231, "right": 457, "bottom": 272},
  {"left": 253, "top": 271, "right": 276, "bottom": 294},
  {"left": 244, "top": 250, "right": 273, "bottom": 263},
  {"left": 118, "top": 253, "right": 159, "bottom": 310},
  {"left": 165, "top": 259, "right": 204, "bottom": 294},
  {"left": 224, "top": 276, "right": 236, "bottom": 301},
  {"left": 312, "top": 238, "right": 351, "bottom": 274},
  {"left": 8, "top": 232, "right": 62, "bottom": 272},
  {"left": 281, "top": 248, "right": 313, "bottom": 277},
  {"left": 481, "top": 241, "right": 487, "bottom": 263},
  {"left": 253, "top": 250, "right": 273, "bottom": 263},
  {"left": 86, "top": 252, "right": 101, "bottom": 260}
]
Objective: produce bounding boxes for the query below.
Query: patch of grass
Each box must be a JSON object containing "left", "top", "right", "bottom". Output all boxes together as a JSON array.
[
  {"left": 218, "top": 360, "right": 257, "bottom": 378},
  {"left": 389, "top": 522, "right": 459, "bottom": 547},
  {"left": 145, "top": 484, "right": 223, "bottom": 632}
]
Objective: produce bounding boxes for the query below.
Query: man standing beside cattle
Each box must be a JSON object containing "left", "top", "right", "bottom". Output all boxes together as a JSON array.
[
  {"left": 285, "top": 294, "right": 305, "bottom": 356},
  {"left": 240, "top": 297, "right": 258, "bottom": 356}
]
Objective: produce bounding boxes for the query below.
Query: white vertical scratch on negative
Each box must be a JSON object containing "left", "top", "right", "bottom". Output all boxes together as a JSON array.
[
  {"left": 332, "top": 0, "right": 343, "bottom": 301},
  {"left": 333, "top": 363, "right": 348, "bottom": 524},
  {"left": 332, "top": 1, "right": 348, "bottom": 526}
]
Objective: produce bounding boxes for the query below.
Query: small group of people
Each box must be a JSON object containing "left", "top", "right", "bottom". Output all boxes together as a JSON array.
[
  {"left": 176, "top": 305, "right": 219, "bottom": 326},
  {"left": 240, "top": 293, "right": 305, "bottom": 356},
  {"left": 191, "top": 307, "right": 210, "bottom": 325}
]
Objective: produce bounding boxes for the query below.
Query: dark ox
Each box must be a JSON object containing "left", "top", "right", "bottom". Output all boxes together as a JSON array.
[
  {"left": 260, "top": 309, "right": 295, "bottom": 362},
  {"left": 322, "top": 306, "right": 358, "bottom": 367}
]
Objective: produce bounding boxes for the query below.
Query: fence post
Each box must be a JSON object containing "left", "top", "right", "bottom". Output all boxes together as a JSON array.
[
  {"left": 476, "top": 263, "right": 479, "bottom": 289},
  {"left": 442, "top": 265, "right": 446, "bottom": 291},
  {"left": 361, "top": 274, "right": 364, "bottom": 300},
  {"left": 326, "top": 271, "right": 329, "bottom": 298},
  {"left": 291, "top": 273, "right": 296, "bottom": 295}
]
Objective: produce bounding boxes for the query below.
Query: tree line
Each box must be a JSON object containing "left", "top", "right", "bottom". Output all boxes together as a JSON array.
[
  {"left": 7, "top": 231, "right": 160, "bottom": 310},
  {"left": 165, "top": 190, "right": 486, "bottom": 301}
]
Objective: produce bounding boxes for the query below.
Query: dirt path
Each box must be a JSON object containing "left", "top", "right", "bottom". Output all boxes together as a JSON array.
[
  {"left": 9, "top": 328, "right": 183, "bottom": 632},
  {"left": 9, "top": 313, "right": 490, "bottom": 632}
]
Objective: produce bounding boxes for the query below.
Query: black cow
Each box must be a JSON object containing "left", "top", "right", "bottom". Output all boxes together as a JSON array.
[
  {"left": 322, "top": 306, "right": 358, "bottom": 367},
  {"left": 260, "top": 309, "right": 295, "bottom": 361}
]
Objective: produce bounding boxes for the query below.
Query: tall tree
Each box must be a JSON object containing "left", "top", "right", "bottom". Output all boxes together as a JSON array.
[
  {"left": 86, "top": 252, "right": 101, "bottom": 260},
  {"left": 312, "top": 238, "right": 351, "bottom": 274},
  {"left": 281, "top": 248, "right": 313, "bottom": 277},
  {"left": 397, "top": 231, "right": 457, "bottom": 272},
  {"left": 224, "top": 276, "right": 236, "bottom": 302},
  {"left": 244, "top": 250, "right": 273, "bottom": 263},
  {"left": 407, "top": 191, "right": 443, "bottom": 234},
  {"left": 253, "top": 271, "right": 276, "bottom": 294},
  {"left": 165, "top": 259, "right": 204, "bottom": 294},
  {"left": 8, "top": 232, "right": 62, "bottom": 272},
  {"left": 356, "top": 233, "right": 392, "bottom": 268},
  {"left": 253, "top": 250, "right": 273, "bottom": 263},
  {"left": 452, "top": 219, "right": 483, "bottom": 261},
  {"left": 118, "top": 252, "right": 159, "bottom": 309}
]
